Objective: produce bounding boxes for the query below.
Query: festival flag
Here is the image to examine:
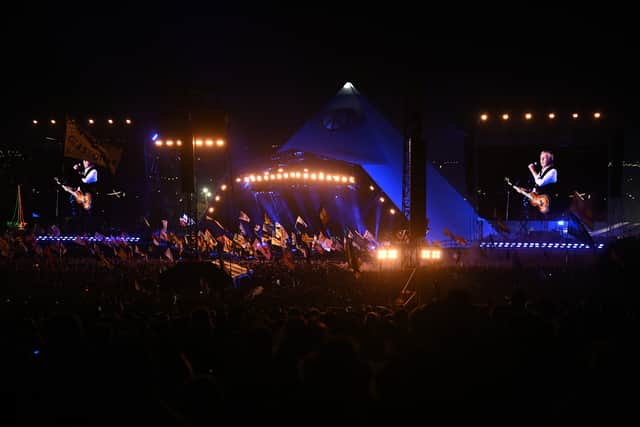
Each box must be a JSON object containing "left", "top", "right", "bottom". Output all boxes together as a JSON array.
[
  {"left": 216, "top": 234, "right": 234, "bottom": 253},
  {"left": 319, "top": 207, "right": 329, "bottom": 226},
  {"left": 444, "top": 228, "right": 467, "bottom": 246},
  {"left": 363, "top": 230, "right": 377, "bottom": 245},
  {"left": 179, "top": 214, "right": 195, "bottom": 227},
  {"left": 263, "top": 212, "right": 273, "bottom": 226},
  {"left": 64, "top": 118, "right": 122, "bottom": 174},
  {"left": 295, "top": 215, "right": 308, "bottom": 229},
  {"left": 275, "top": 223, "right": 289, "bottom": 243},
  {"left": 203, "top": 229, "right": 215, "bottom": 247},
  {"left": 239, "top": 223, "right": 250, "bottom": 238},
  {"left": 396, "top": 229, "right": 409, "bottom": 242},
  {"left": 443, "top": 228, "right": 454, "bottom": 240},
  {"left": 454, "top": 235, "right": 468, "bottom": 246},
  {"left": 254, "top": 239, "right": 271, "bottom": 260},
  {"left": 318, "top": 231, "right": 333, "bottom": 251},
  {"left": 271, "top": 235, "right": 285, "bottom": 248},
  {"left": 352, "top": 229, "right": 369, "bottom": 250},
  {"left": 296, "top": 239, "right": 308, "bottom": 258},
  {"left": 239, "top": 210, "right": 251, "bottom": 223}
]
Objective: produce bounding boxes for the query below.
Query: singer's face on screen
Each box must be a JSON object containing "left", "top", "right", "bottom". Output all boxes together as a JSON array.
[{"left": 540, "top": 151, "right": 552, "bottom": 168}]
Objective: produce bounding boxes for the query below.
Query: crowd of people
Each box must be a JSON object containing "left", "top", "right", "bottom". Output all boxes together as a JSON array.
[{"left": 2, "top": 229, "right": 640, "bottom": 423}]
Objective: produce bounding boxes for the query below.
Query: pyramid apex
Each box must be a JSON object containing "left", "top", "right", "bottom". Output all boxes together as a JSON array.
[{"left": 339, "top": 82, "right": 359, "bottom": 94}]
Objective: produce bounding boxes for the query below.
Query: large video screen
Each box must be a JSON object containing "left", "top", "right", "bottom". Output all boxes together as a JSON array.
[{"left": 474, "top": 118, "right": 612, "bottom": 224}]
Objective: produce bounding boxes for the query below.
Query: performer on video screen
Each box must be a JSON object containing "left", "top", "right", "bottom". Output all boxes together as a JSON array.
[
  {"left": 523, "top": 150, "right": 559, "bottom": 218},
  {"left": 69, "top": 160, "right": 98, "bottom": 215},
  {"left": 528, "top": 150, "right": 557, "bottom": 193}
]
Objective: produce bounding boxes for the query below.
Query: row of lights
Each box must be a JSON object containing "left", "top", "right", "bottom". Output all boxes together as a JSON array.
[
  {"left": 155, "top": 138, "right": 225, "bottom": 147},
  {"left": 36, "top": 235, "right": 141, "bottom": 242},
  {"left": 480, "top": 112, "right": 602, "bottom": 122},
  {"left": 377, "top": 248, "right": 443, "bottom": 260},
  {"left": 33, "top": 118, "right": 133, "bottom": 125},
  {"left": 370, "top": 184, "right": 394, "bottom": 214},
  {"left": 479, "top": 242, "right": 605, "bottom": 249},
  {"left": 237, "top": 169, "right": 355, "bottom": 184}
]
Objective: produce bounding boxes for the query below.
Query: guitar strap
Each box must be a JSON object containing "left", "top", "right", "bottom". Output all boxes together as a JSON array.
[
  {"left": 538, "top": 167, "right": 554, "bottom": 180},
  {"left": 82, "top": 166, "right": 96, "bottom": 180}
]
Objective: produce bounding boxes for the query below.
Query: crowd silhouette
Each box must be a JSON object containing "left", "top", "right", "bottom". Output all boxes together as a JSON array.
[{"left": 2, "top": 235, "right": 640, "bottom": 424}]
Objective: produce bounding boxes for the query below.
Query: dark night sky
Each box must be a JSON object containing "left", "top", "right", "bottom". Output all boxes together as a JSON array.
[{"left": 3, "top": 9, "right": 634, "bottom": 152}]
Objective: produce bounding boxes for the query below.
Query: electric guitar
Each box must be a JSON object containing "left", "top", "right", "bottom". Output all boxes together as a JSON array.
[
  {"left": 504, "top": 177, "right": 550, "bottom": 214},
  {"left": 54, "top": 177, "right": 92, "bottom": 211}
]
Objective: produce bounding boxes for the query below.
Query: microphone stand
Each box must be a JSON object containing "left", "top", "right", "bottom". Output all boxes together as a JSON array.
[{"left": 505, "top": 185, "right": 510, "bottom": 221}]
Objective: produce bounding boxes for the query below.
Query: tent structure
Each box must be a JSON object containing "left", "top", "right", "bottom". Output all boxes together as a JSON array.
[{"left": 279, "top": 82, "right": 492, "bottom": 242}]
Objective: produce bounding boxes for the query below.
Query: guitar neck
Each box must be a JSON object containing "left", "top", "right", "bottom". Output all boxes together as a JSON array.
[
  {"left": 509, "top": 183, "right": 532, "bottom": 200},
  {"left": 58, "top": 183, "right": 76, "bottom": 196}
]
